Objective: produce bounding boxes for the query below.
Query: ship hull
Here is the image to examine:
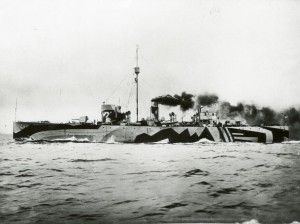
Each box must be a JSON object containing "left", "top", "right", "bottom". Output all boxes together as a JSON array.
[{"left": 13, "top": 121, "right": 289, "bottom": 143}]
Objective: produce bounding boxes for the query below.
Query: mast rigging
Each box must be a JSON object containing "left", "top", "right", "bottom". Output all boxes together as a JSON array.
[{"left": 134, "top": 45, "right": 140, "bottom": 122}]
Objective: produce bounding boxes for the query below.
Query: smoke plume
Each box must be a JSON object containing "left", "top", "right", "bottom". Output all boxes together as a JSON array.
[
  {"left": 196, "top": 93, "right": 219, "bottom": 107},
  {"left": 152, "top": 92, "right": 217, "bottom": 111},
  {"left": 151, "top": 94, "right": 179, "bottom": 106},
  {"left": 151, "top": 92, "right": 194, "bottom": 112},
  {"left": 152, "top": 92, "right": 300, "bottom": 139},
  {"left": 174, "top": 92, "right": 195, "bottom": 112}
]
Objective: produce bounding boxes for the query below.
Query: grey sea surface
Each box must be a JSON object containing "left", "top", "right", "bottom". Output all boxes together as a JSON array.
[{"left": 0, "top": 134, "right": 300, "bottom": 224}]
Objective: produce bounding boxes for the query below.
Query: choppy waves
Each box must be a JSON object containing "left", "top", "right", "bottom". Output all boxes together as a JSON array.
[{"left": 0, "top": 134, "right": 300, "bottom": 223}]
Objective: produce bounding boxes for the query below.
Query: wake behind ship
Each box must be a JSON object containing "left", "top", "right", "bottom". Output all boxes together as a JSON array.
[{"left": 13, "top": 48, "right": 289, "bottom": 143}]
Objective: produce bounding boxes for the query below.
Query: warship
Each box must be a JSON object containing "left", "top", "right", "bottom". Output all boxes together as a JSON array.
[{"left": 13, "top": 49, "right": 289, "bottom": 143}]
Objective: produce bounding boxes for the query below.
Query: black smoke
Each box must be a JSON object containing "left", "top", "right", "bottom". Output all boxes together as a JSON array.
[
  {"left": 152, "top": 92, "right": 217, "bottom": 111},
  {"left": 151, "top": 94, "right": 179, "bottom": 106},
  {"left": 174, "top": 92, "right": 195, "bottom": 112},
  {"left": 152, "top": 92, "right": 194, "bottom": 112},
  {"left": 196, "top": 93, "right": 219, "bottom": 107}
]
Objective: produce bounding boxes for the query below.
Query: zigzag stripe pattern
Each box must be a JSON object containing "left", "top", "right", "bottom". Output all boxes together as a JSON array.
[{"left": 134, "top": 127, "right": 215, "bottom": 143}]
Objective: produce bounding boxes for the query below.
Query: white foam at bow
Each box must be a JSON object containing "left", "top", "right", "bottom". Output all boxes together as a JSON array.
[
  {"left": 52, "top": 136, "right": 90, "bottom": 142},
  {"left": 153, "top": 138, "right": 169, "bottom": 144},
  {"left": 195, "top": 138, "right": 214, "bottom": 144},
  {"left": 105, "top": 135, "right": 118, "bottom": 144}
]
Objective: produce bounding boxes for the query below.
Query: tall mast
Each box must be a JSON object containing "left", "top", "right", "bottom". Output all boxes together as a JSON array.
[{"left": 134, "top": 45, "right": 140, "bottom": 122}]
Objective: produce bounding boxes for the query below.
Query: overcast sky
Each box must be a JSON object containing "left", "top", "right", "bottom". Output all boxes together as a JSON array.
[{"left": 1, "top": 0, "right": 300, "bottom": 133}]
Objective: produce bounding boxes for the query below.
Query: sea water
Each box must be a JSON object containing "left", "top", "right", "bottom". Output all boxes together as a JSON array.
[{"left": 0, "top": 134, "right": 300, "bottom": 223}]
